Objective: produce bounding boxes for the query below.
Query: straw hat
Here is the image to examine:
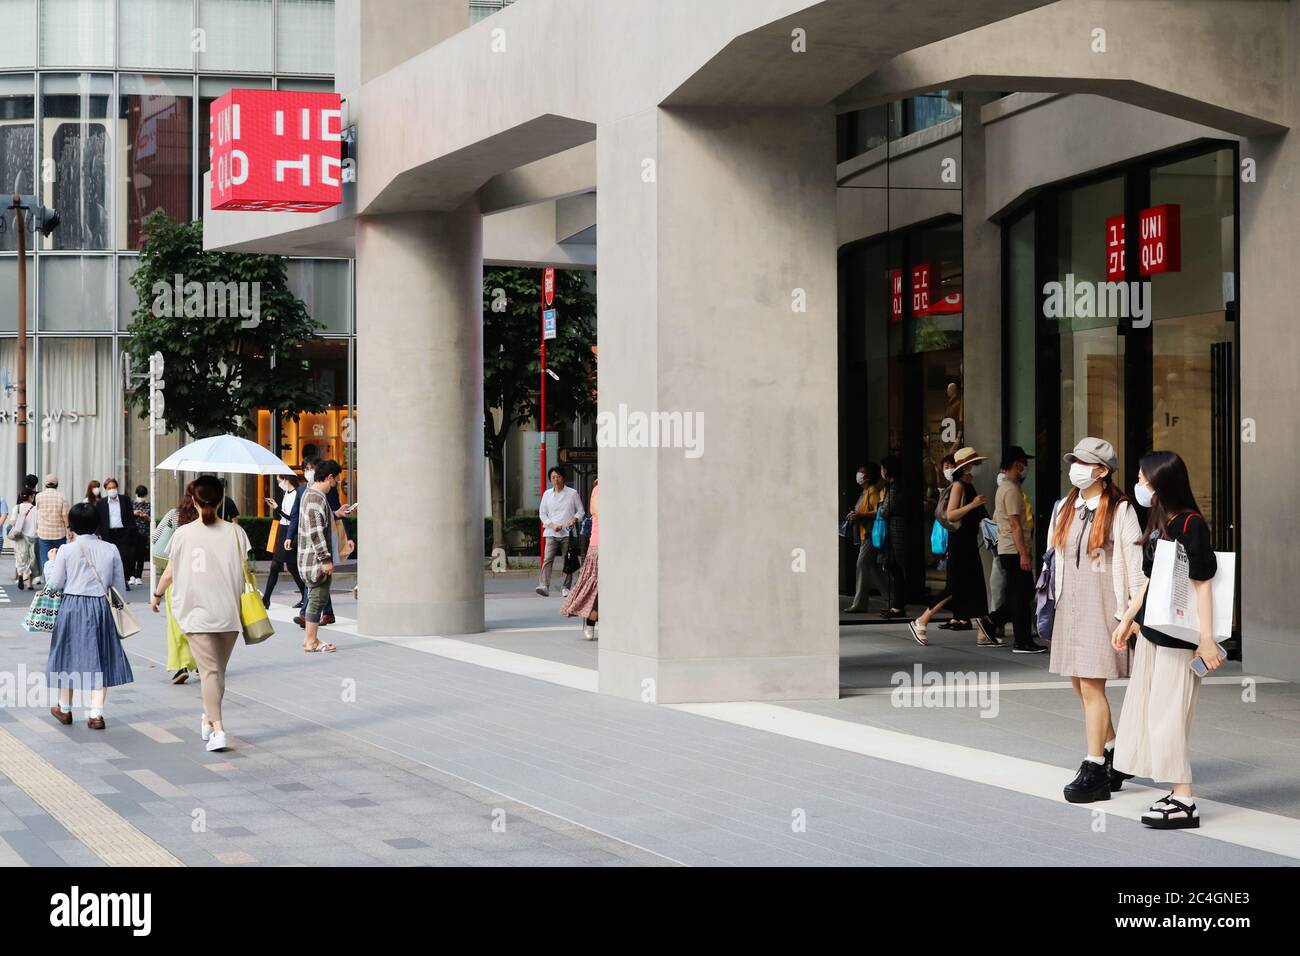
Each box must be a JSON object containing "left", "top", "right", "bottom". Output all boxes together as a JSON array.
[{"left": 952, "top": 447, "right": 987, "bottom": 471}]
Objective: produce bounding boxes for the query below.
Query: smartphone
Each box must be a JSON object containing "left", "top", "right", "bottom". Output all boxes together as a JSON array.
[
  {"left": 345, "top": 502, "right": 359, "bottom": 513},
  {"left": 1189, "top": 643, "right": 1228, "bottom": 677}
]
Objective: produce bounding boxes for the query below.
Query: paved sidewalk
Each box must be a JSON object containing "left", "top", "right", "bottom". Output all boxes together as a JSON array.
[{"left": 0, "top": 575, "right": 1294, "bottom": 866}]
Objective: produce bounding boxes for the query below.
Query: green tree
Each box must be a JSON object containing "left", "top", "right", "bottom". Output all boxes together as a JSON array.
[
  {"left": 483, "top": 267, "right": 596, "bottom": 552},
  {"left": 124, "top": 212, "right": 329, "bottom": 438}
]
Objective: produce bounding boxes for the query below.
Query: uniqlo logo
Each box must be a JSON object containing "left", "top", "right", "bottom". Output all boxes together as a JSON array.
[{"left": 210, "top": 90, "right": 343, "bottom": 212}]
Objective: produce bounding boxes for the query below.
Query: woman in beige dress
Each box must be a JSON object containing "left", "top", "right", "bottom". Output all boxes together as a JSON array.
[{"left": 1047, "top": 438, "right": 1144, "bottom": 805}]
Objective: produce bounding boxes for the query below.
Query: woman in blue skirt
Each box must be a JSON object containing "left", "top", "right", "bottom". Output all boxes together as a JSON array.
[{"left": 43, "top": 502, "right": 133, "bottom": 729}]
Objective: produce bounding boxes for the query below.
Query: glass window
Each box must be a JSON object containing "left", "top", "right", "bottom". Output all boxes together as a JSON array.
[
  {"left": 276, "top": 0, "right": 335, "bottom": 74},
  {"left": 119, "top": 74, "right": 194, "bottom": 250},
  {"left": 119, "top": 0, "right": 194, "bottom": 71},
  {"left": 37, "top": 337, "right": 115, "bottom": 496},
  {"left": 1006, "top": 210, "right": 1036, "bottom": 510},
  {"left": 0, "top": 0, "right": 37, "bottom": 68},
  {"left": 0, "top": 76, "right": 36, "bottom": 253},
  {"left": 276, "top": 78, "right": 334, "bottom": 92},
  {"left": 196, "top": 0, "right": 273, "bottom": 73},
  {"left": 287, "top": 258, "right": 349, "bottom": 333},
  {"left": 0, "top": 256, "right": 35, "bottom": 331},
  {"left": 118, "top": 255, "right": 141, "bottom": 331},
  {"left": 40, "top": 73, "right": 113, "bottom": 250},
  {"left": 0, "top": 336, "right": 37, "bottom": 481},
  {"left": 1149, "top": 147, "right": 1236, "bottom": 539},
  {"left": 41, "top": 0, "right": 114, "bottom": 67},
  {"left": 39, "top": 255, "right": 114, "bottom": 330}
]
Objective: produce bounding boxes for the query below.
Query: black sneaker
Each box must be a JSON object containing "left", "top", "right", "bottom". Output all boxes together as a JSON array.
[
  {"left": 1104, "top": 748, "right": 1134, "bottom": 792},
  {"left": 1013, "top": 641, "right": 1047, "bottom": 654},
  {"left": 1063, "top": 759, "right": 1111, "bottom": 803}
]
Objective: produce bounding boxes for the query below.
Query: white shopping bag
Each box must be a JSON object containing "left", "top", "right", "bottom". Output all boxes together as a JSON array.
[{"left": 1144, "top": 538, "right": 1235, "bottom": 642}]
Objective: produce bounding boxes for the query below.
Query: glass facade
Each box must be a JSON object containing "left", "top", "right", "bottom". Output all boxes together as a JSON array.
[
  {"left": 837, "top": 91, "right": 962, "bottom": 163},
  {"left": 0, "top": 1, "right": 348, "bottom": 521}
]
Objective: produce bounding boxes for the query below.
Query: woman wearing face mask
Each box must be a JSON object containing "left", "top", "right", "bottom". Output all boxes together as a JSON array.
[
  {"left": 908, "top": 453, "right": 961, "bottom": 643},
  {"left": 83, "top": 479, "right": 102, "bottom": 505},
  {"left": 1111, "top": 451, "right": 1221, "bottom": 829},
  {"left": 845, "top": 462, "right": 886, "bottom": 614},
  {"left": 1045, "top": 439, "right": 1144, "bottom": 803},
  {"left": 262, "top": 474, "right": 307, "bottom": 607}
]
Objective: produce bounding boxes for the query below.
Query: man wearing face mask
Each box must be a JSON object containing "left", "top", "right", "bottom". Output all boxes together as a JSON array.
[
  {"left": 983, "top": 446, "right": 1046, "bottom": 653},
  {"left": 285, "top": 456, "right": 353, "bottom": 626},
  {"left": 845, "top": 462, "right": 885, "bottom": 614},
  {"left": 95, "top": 478, "right": 136, "bottom": 591}
]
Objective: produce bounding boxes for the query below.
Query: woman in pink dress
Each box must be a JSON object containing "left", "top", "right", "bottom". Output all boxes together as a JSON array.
[{"left": 560, "top": 481, "right": 599, "bottom": 640}]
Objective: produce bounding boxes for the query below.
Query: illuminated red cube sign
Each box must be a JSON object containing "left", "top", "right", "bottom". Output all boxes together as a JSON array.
[
  {"left": 209, "top": 89, "right": 343, "bottom": 212},
  {"left": 911, "top": 263, "right": 936, "bottom": 316},
  {"left": 1106, "top": 214, "right": 1126, "bottom": 281},
  {"left": 1138, "top": 204, "right": 1181, "bottom": 276},
  {"left": 889, "top": 270, "right": 903, "bottom": 322}
]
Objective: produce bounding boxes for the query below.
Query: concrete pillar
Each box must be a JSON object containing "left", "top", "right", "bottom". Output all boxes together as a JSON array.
[
  {"left": 1239, "top": 1, "right": 1300, "bottom": 682},
  {"left": 597, "top": 107, "right": 840, "bottom": 704},
  {"left": 355, "top": 202, "right": 485, "bottom": 636},
  {"left": 960, "top": 92, "right": 1002, "bottom": 504}
]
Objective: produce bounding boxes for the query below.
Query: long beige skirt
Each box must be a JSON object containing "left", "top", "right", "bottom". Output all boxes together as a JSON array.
[{"left": 1114, "top": 635, "right": 1200, "bottom": 784}]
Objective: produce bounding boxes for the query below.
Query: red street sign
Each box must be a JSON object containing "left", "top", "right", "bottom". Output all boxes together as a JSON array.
[
  {"left": 889, "top": 269, "right": 903, "bottom": 322},
  {"left": 542, "top": 267, "right": 556, "bottom": 308},
  {"left": 1106, "top": 214, "right": 1126, "bottom": 281},
  {"left": 209, "top": 89, "right": 343, "bottom": 212},
  {"left": 911, "top": 263, "right": 935, "bottom": 317},
  {"left": 1139, "top": 204, "right": 1181, "bottom": 276}
]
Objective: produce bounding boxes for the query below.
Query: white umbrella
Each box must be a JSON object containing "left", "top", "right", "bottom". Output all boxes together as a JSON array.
[{"left": 157, "top": 435, "right": 296, "bottom": 475}]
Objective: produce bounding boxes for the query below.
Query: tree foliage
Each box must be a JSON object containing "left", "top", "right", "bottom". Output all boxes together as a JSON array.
[{"left": 124, "top": 212, "right": 328, "bottom": 438}]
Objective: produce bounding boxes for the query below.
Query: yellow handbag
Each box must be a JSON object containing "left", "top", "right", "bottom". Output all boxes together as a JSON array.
[{"left": 240, "top": 563, "right": 274, "bottom": 645}]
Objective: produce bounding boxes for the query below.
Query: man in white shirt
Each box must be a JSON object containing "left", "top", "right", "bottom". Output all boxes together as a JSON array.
[{"left": 536, "top": 467, "right": 585, "bottom": 596}]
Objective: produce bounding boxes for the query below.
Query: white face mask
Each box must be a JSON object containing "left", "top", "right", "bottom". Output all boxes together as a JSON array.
[
  {"left": 855, "top": 471, "right": 866, "bottom": 486},
  {"left": 106, "top": 488, "right": 118, "bottom": 499},
  {"left": 1134, "top": 481, "right": 1154, "bottom": 508},
  {"left": 304, "top": 470, "right": 315, "bottom": 483},
  {"left": 1068, "top": 462, "right": 1098, "bottom": 490},
  {"left": 92, "top": 487, "right": 102, "bottom": 497},
  {"left": 281, "top": 482, "right": 292, "bottom": 493},
  {"left": 942, "top": 467, "right": 955, "bottom": 482}
]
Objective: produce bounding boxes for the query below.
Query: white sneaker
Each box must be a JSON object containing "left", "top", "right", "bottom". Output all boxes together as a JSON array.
[
  {"left": 562, "top": 587, "right": 571, "bottom": 597},
  {"left": 206, "top": 730, "right": 229, "bottom": 752},
  {"left": 582, "top": 623, "right": 597, "bottom": 641},
  {"left": 200, "top": 715, "right": 212, "bottom": 741},
  {"left": 535, "top": 585, "right": 548, "bottom": 596}
]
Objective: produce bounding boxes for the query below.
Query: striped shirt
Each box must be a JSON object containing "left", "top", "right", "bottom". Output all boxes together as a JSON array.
[{"left": 34, "top": 488, "right": 69, "bottom": 541}]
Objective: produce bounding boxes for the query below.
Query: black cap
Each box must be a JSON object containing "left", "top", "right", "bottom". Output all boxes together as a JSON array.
[{"left": 1001, "top": 445, "right": 1035, "bottom": 469}]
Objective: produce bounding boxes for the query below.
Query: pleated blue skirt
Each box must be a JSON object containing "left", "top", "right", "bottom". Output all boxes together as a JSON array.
[{"left": 46, "top": 594, "right": 135, "bottom": 690}]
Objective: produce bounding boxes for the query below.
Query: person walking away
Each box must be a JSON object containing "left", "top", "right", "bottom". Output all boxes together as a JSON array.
[
  {"left": 876, "top": 455, "right": 918, "bottom": 619},
  {"left": 152, "top": 483, "right": 199, "bottom": 683},
  {"left": 297, "top": 459, "right": 343, "bottom": 653},
  {"left": 845, "top": 462, "right": 888, "bottom": 613},
  {"left": 982, "top": 447, "right": 1046, "bottom": 653},
  {"left": 43, "top": 503, "right": 133, "bottom": 729},
  {"left": 130, "top": 485, "right": 151, "bottom": 586},
  {"left": 35, "top": 474, "right": 70, "bottom": 570},
  {"left": 1045, "top": 438, "right": 1144, "bottom": 802},
  {"left": 560, "top": 479, "right": 600, "bottom": 640},
  {"left": 262, "top": 474, "right": 306, "bottom": 606},
  {"left": 95, "top": 479, "right": 135, "bottom": 591},
  {"left": 1111, "top": 451, "right": 1223, "bottom": 829},
  {"left": 913, "top": 449, "right": 994, "bottom": 645},
  {"left": 150, "top": 475, "right": 253, "bottom": 753},
  {"left": 536, "top": 466, "right": 585, "bottom": 597},
  {"left": 8, "top": 489, "right": 39, "bottom": 589}
]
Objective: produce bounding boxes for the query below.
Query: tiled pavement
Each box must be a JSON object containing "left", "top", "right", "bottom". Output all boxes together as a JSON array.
[{"left": 0, "top": 575, "right": 1295, "bottom": 866}]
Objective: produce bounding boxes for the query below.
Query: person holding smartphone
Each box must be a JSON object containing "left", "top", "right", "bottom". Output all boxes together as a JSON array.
[{"left": 1111, "top": 451, "right": 1222, "bottom": 830}]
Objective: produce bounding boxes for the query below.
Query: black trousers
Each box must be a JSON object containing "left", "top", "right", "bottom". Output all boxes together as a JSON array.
[
  {"left": 103, "top": 527, "right": 134, "bottom": 587},
  {"left": 988, "top": 554, "right": 1035, "bottom": 646},
  {"left": 263, "top": 557, "right": 306, "bottom": 606}
]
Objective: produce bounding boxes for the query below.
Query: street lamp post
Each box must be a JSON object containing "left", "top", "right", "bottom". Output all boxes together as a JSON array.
[{"left": 7, "top": 194, "right": 58, "bottom": 494}]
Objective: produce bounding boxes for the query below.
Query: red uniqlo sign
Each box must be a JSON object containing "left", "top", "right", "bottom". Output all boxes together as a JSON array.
[
  {"left": 889, "top": 269, "right": 903, "bottom": 322},
  {"left": 1106, "top": 214, "right": 1126, "bottom": 281},
  {"left": 209, "top": 90, "right": 343, "bottom": 212},
  {"left": 1138, "top": 204, "right": 1181, "bottom": 276},
  {"left": 911, "top": 263, "right": 935, "bottom": 316}
]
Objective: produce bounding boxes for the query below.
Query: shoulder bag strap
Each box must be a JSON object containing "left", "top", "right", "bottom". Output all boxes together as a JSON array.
[{"left": 79, "top": 540, "right": 111, "bottom": 600}]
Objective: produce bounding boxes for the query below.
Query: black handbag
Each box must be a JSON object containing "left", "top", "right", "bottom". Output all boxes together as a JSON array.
[{"left": 563, "top": 528, "right": 582, "bottom": 575}]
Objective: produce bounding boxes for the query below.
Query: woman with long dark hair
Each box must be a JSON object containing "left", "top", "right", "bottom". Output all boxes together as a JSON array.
[
  {"left": 1046, "top": 439, "right": 1144, "bottom": 803},
  {"left": 151, "top": 475, "right": 254, "bottom": 753},
  {"left": 1111, "top": 451, "right": 1222, "bottom": 829},
  {"left": 262, "top": 473, "right": 306, "bottom": 607}
]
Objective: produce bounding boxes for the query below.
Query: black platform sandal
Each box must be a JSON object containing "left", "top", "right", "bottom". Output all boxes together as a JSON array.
[{"left": 1141, "top": 794, "right": 1200, "bottom": 830}]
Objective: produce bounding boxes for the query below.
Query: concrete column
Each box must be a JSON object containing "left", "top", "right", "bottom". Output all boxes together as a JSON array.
[
  {"left": 597, "top": 107, "right": 840, "bottom": 704},
  {"left": 355, "top": 202, "right": 485, "bottom": 636},
  {"left": 960, "top": 92, "right": 1002, "bottom": 505}
]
